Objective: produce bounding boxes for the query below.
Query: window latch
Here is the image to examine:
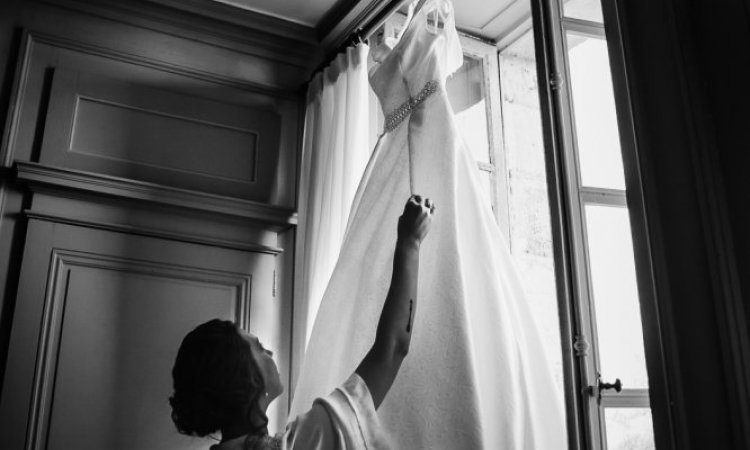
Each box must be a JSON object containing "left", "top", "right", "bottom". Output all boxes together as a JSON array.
[
  {"left": 586, "top": 373, "right": 623, "bottom": 404},
  {"left": 549, "top": 71, "right": 565, "bottom": 90}
]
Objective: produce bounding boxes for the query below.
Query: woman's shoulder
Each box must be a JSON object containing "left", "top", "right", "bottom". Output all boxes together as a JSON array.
[
  {"left": 283, "top": 402, "right": 337, "bottom": 448},
  {"left": 282, "top": 373, "right": 390, "bottom": 450},
  {"left": 210, "top": 434, "right": 281, "bottom": 450}
]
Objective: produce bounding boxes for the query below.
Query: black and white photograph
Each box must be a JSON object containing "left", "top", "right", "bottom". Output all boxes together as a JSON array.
[{"left": 0, "top": 0, "right": 747, "bottom": 449}]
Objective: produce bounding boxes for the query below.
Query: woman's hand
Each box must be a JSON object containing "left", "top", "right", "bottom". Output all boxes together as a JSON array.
[{"left": 397, "top": 195, "right": 435, "bottom": 246}]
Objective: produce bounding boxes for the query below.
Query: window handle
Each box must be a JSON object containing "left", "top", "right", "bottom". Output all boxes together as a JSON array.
[
  {"left": 586, "top": 375, "right": 623, "bottom": 404},
  {"left": 599, "top": 378, "right": 623, "bottom": 394}
]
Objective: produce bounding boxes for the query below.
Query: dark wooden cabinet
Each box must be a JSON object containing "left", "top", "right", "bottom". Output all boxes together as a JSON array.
[
  {"left": 0, "top": 1, "right": 311, "bottom": 447},
  {"left": 1, "top": 220, "right": 276, "bottom": 450}
]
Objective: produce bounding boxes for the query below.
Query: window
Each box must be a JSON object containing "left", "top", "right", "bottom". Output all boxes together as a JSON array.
[
  {"left": 447, "top": 32, "right": 568, "bottom": 414},
  {"left": 557, "top": 1, "right": 655, "bottom": 448},
  {"left": 497, "top": 29, "right": 567, "bottom": 402},
  {"left": 379, "top": 0, "right": 656, "bottom": 447},
  {"left": 445, "top": 1, "right": 656, "bottom": 448},
  {"left": 445, "top": 38, "right": 508, "bottom": 237}
]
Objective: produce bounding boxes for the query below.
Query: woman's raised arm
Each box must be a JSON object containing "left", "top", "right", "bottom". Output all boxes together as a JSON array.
[{"left": 355, "top": 195, "right": 435, "bottom": 409}]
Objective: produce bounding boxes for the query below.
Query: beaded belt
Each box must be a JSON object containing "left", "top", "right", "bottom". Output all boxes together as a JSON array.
[{"left": 384, "top": 80, "right": 440, "bottom": 132}]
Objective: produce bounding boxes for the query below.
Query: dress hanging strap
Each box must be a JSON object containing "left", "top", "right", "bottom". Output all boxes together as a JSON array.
[{"left": 409, "top": 136, "right": 415, "bottom": 195}]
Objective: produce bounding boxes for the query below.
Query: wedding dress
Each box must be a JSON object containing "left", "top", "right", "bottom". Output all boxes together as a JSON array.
[{"left": 290, "top": 1, "right": 567, "bottom": 448}]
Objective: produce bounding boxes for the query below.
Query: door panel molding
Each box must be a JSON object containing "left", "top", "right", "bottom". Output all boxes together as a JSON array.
[
  {"left": 26, "top": 248, "right": 252, "bottom": 450},
  {"left": 38, "top": 68, "right": 281, "bottom": 201},
  {"left": 1, "top": 30, "right": 300, "bottom": 166},
  {"left": 0, "top": 220, "right": 283, "bottom": 449}
]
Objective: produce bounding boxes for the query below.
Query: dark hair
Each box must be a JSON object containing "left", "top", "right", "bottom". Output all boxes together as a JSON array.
[{"left": 169, "top": 319, "right": 268, "bottom": 437}]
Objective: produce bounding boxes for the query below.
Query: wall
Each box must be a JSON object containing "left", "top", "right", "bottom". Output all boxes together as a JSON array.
[
  {"left": 0, "top": 0, "right": 320, "bottom": 447},
  {"left": 610, "top": 0, "right": 750, "bottom": 447}
]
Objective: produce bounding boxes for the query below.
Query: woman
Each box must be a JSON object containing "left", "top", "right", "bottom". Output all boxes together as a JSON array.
[{"left": 170, "top": 195, "right": 435, "bottom": 449}]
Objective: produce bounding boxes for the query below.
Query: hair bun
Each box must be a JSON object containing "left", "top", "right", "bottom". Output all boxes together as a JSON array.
[
  {"left": 169, "top": 319, "right": 268, "bottom": 438},
  {"left": 169, "top": 390, "right": 223, "bottom": 437}
]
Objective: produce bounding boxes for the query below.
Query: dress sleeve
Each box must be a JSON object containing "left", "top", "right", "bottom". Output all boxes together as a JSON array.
[{"left": 283, "top": 373, "right": 392, "bottom": 450}]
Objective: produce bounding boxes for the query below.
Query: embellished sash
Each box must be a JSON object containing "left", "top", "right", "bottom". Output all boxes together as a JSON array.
[{"left": 384, "top": 80, "right": 440, "bottom": 132}]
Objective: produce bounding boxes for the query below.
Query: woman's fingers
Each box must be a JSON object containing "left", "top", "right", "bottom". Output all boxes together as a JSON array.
[
  {"left": 406, "top": 195, "right": 435, "bottom": 215},
  {"left": 399, "top": 195, "right": 435, "bottom": 243}
]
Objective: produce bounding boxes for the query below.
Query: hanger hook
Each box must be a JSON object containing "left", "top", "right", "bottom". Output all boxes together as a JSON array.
[{"left": 354, "top": 28, "right": 365, "bottom": 45}]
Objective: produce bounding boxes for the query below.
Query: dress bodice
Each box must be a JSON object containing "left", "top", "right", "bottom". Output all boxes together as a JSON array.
[{"left": 369, "top": 0, "right": 463, "bottom": 130}]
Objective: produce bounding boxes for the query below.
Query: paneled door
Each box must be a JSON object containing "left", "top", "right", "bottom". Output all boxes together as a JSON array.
[{"left": 0, "top": 220, "right": 277, "bottom": 450}]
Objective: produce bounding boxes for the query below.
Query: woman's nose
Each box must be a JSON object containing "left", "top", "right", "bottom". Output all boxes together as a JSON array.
[{"left": 266, "top": 349, "right": 273, "bottom": 357}]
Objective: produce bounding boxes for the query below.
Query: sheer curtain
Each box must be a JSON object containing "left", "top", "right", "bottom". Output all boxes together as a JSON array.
[{"left": 296, "top": 43, "right": 375, "bottom": 347}]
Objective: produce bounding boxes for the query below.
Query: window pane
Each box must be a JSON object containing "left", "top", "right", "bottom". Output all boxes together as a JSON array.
[
  {"left": 584, "top": 205, "right": 649, "bottom": 388},
  {"left": 564, "top": 0, "right": 604, "bottom": 23},
  {"left": 566, "top": 33, "right": 625, "bottom": 189},
  {"left": 448, "top": 55, "right": 491, "bottom": 163},
  {"left": 500, "top": 30, "right": 566, "bottom": 399},
  {"left": 605, "top": 408, "right": 656, "bottom": 450}
]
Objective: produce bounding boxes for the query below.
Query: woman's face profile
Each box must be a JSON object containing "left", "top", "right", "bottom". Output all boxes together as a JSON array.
[{"left": 244, "top": 332, "right": 284, "bottom": 402}]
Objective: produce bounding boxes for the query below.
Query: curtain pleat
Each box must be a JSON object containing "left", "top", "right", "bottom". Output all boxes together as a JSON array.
[{"left": 296, "top": 44, "right": 373, "bottom": 349}]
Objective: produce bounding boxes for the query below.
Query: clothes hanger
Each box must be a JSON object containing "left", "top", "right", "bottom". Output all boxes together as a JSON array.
[
  {"left": 413, "top": 0, "right": 447, "bottom": 34},
  {"left": 354, "top": 28, "right": 366, "bottom": 45}
]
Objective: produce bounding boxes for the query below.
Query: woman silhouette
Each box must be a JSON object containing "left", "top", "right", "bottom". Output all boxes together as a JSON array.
[{"left": 169, "top": 195, "right": 434, "bottom": 450}]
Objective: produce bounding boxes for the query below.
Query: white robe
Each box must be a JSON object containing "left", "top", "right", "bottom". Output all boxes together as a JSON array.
[{"left": 212, "top": 374, "right": 390, "bottom": 450}]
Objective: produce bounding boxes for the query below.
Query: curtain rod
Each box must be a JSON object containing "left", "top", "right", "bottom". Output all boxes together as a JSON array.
[
  {"left": 359, "top": 0, "right": 413, "bottom": 40},
  {"left": 309, "top": 0, "right": 413, "bottom": 81}
]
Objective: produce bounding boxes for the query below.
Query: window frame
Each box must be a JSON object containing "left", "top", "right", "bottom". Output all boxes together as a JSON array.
[
  {"left": 448, "top": 28, "right": 584, "bottom": 446},
  {"left": 528, "top": 0, "right": 677, "bottom": 448},
  {"left": 454, "top": 34, "right": 511, "bottom": 241},
  {"left": 374, "top": 1, "right": 674, "bottom": 447},
  {"left": 560, "top": 13, "right": 653, "bottom": 446},
  {"left": 454, "top": 18, "right": 661, "bottom": 450}
]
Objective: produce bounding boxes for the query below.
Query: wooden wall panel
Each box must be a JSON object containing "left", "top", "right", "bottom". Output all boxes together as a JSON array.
[
  {"left": 46, "top": 254, "right": 248, "bottom": 450},
  {"left": 2, "top": 32, "right": 298, "bottom": 204},
  {"left": 40, "top": 68, "right": 281, "bottom": 201},
  {"left": 0, "top": 220, "right": 283, "bottom": 449},
  {"left": 0, "top": 2, "right": 304, "bottom": 447}
]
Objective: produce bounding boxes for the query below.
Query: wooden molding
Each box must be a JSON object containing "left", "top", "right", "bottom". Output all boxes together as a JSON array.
[
  {"left": 39, "top": 67, "right": 281, "bottom": 201},
  {"left": 1, "top": 28, "right": 304, "bottom": 165},
  {"left": 139, "top": 0, "right": 317, "bottom": 42},
  {"left": 0, "top": 31, "right": 34, "bottom": 167},
  {"left": 26, "top": 248, "right": 252, "bottom": 449},
  {"left": 16, "top": 162, "right": 298, "bottom": 227},
  {"left": 27, "top": 29, "right": 300, "bottom": 97},
  {"left": 39, "top": 0, "right": 322, "bottom": 70},
  {"left": 25, "top": 210, "right": 284, "bottom": 255}
]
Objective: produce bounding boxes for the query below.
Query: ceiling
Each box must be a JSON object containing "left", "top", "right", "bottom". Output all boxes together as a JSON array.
[
  {"left": 211, "top": 0, "right": 340, "bottom": 27},
  {"left": 454, "top": 0, "right": 531, "bottom": 43},
  {"left": 209, "top": 0, "right": 532, "bottom": 43}
]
